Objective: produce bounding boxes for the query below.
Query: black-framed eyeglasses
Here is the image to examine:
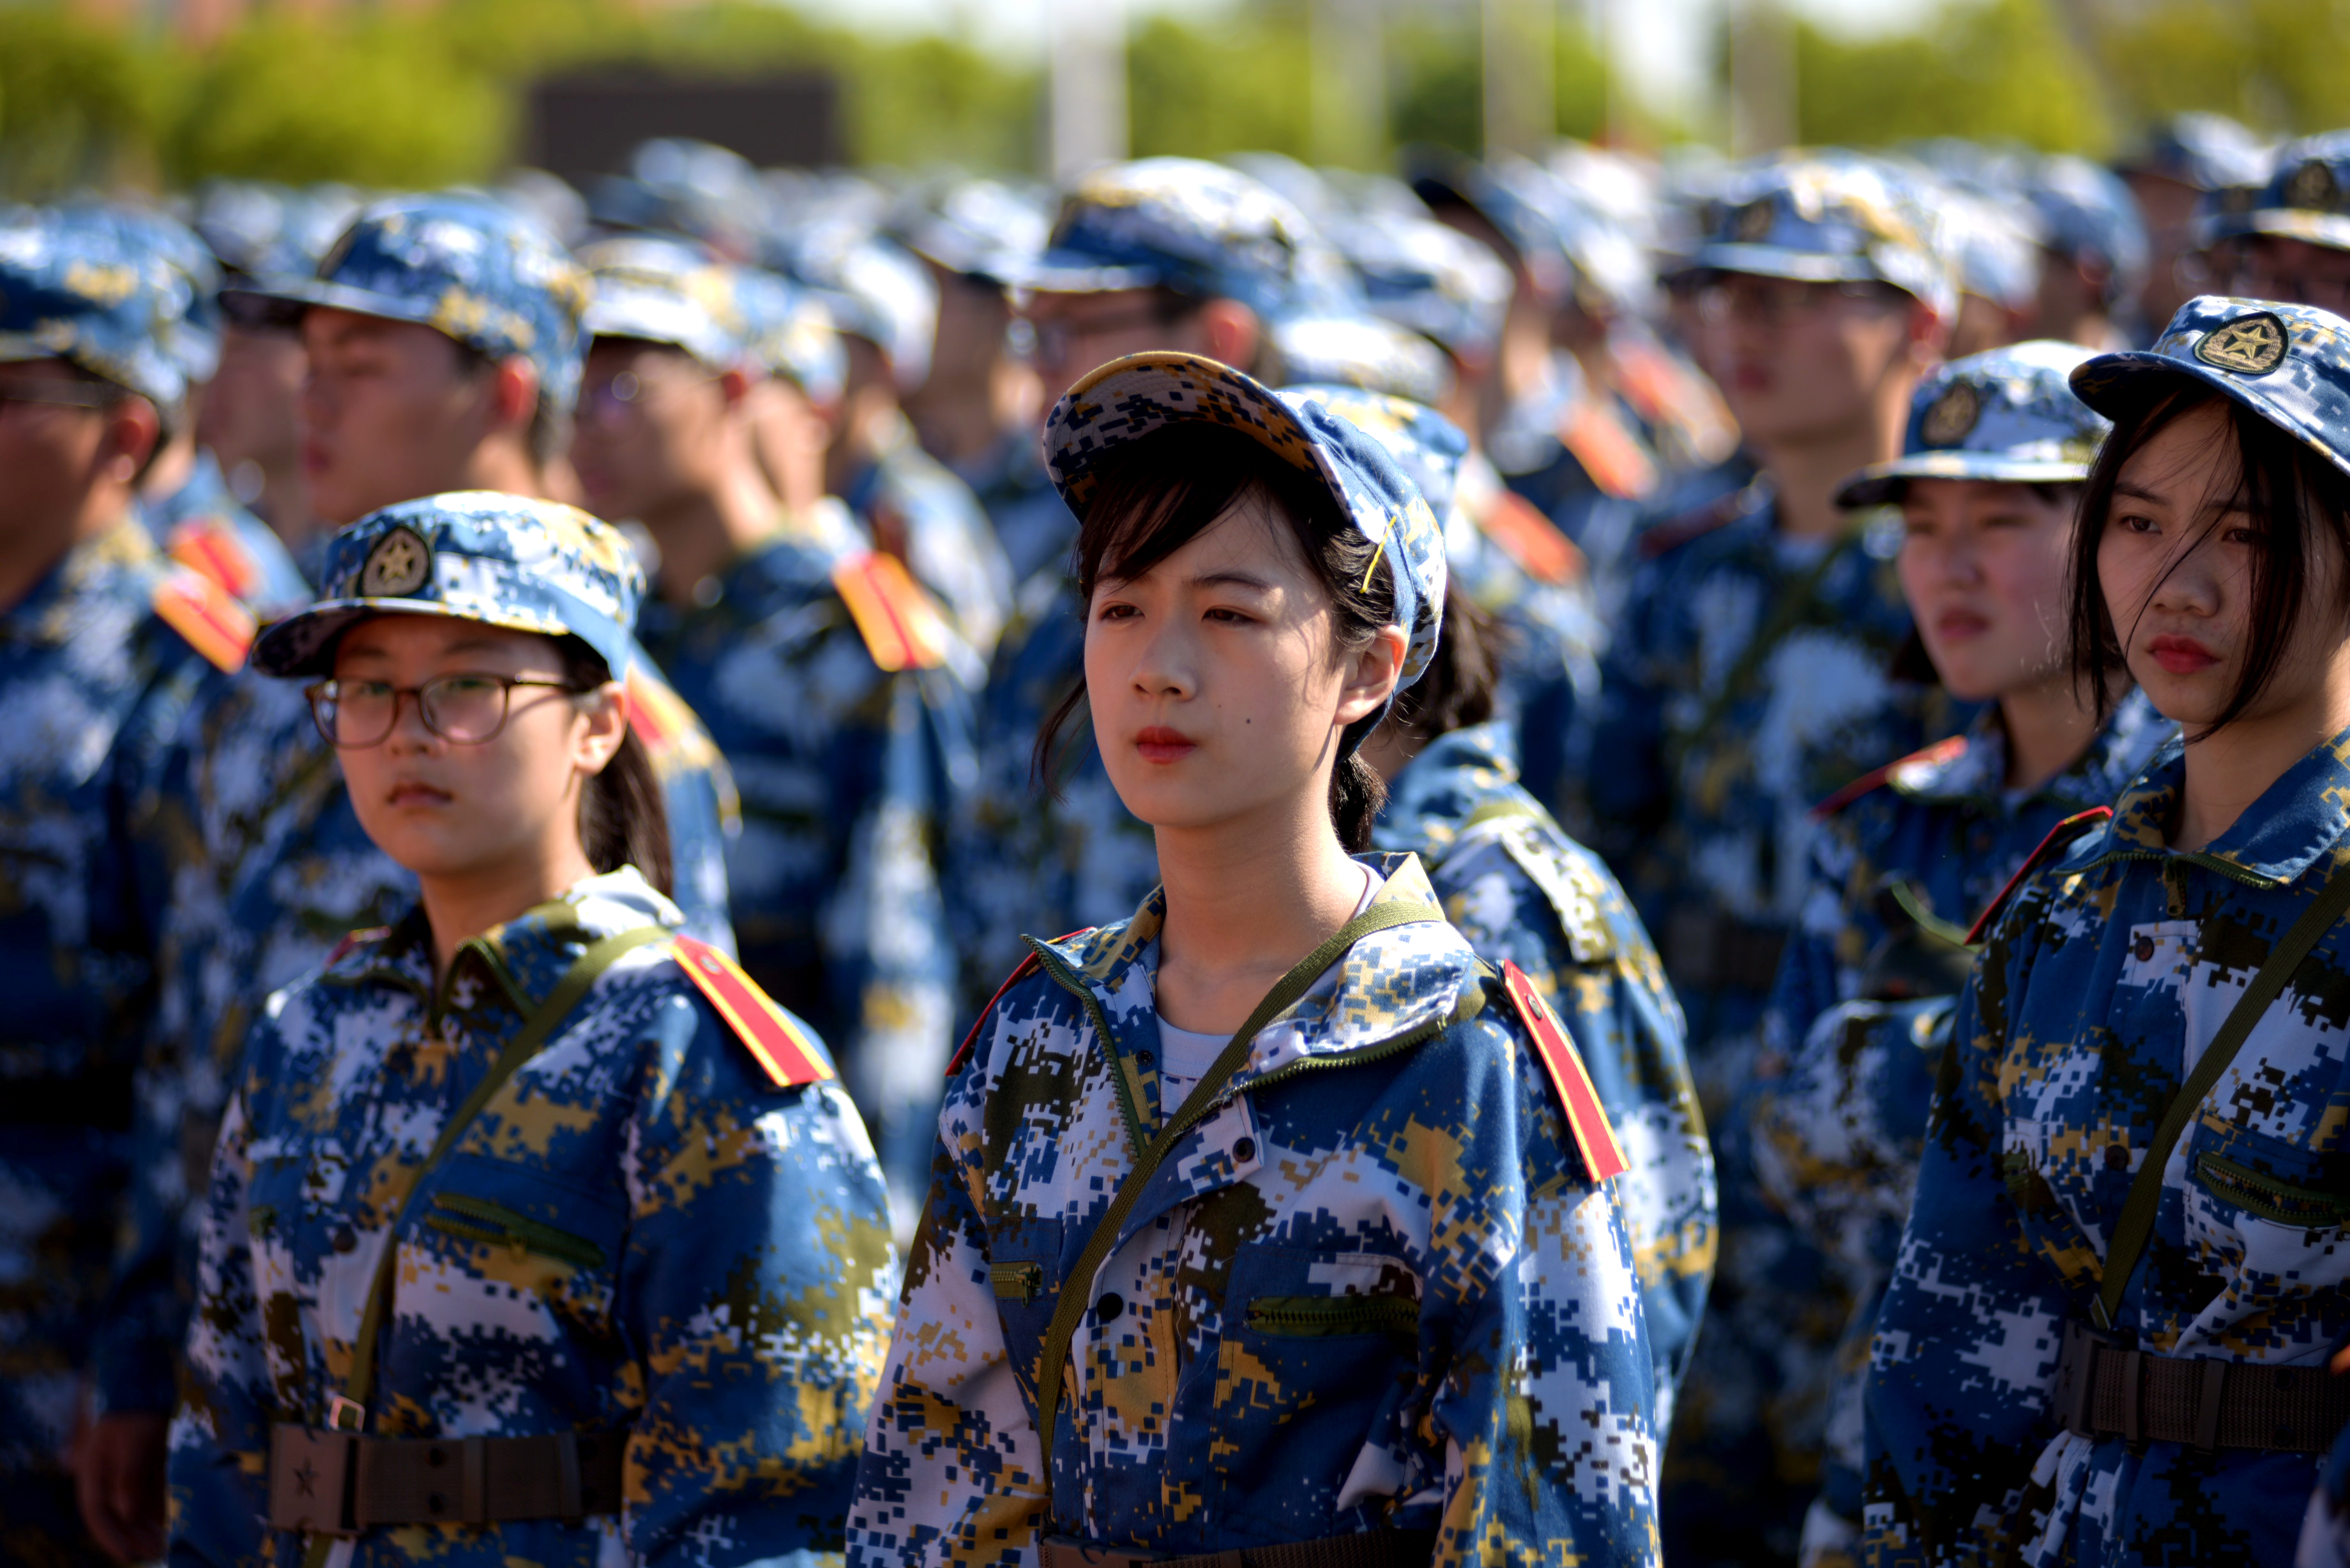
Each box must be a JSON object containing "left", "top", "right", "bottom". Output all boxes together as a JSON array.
[
  {"left": 578, "top": 367, "right": 721, "bottom": 422},
  {"left": 0, "top": 380, "right": 125, "bottom": 415},
  {"left": 1691, "top": 275, "right": 1900, "bottom": 327},
  {"left": 305, "top": 674, "right": 584, "bottom": 749}
]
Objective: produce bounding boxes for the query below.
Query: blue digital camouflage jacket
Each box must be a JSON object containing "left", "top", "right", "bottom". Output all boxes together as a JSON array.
[
  {"left": 1374, "top": 721, "right": 1713, "bottom": 1438},
  {"left": 169, "top": 868, "right": 897, "bottom": 1568},
  {"left": 846, "top": 414, "right": 1013, "bottom": 664},
  {"left": 848, "top": 853, "right": 1660, "bottom": 1568},
  {"left": 1747, "top": 691, "right": 2171, "bottom": 1556},
  {"left": 1866, "top": 730, "right": 2350, "bottom": 1568},
  {"left": 951, "top": 429, "right": 1074, "bottom": 597},
  {"left": 138, "top": 450, "right": 312, "bottom": 619},
  {"left": 0, "top": 518, "right": 230, "bottom": 1546},
  {"left": 96, "top": 640, "right": 739, "bottom": 1419},
  {"left": 637, "top": 515, "right": 978, "bottom": 1218}
]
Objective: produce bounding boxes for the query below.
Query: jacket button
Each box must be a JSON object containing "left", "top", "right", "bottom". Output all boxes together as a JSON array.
[
  {"left": 2134, "top": 935, "right": 2155, "bottom": 961},
  {"left": 1135, "top": 1050, "right": 1154, "bottom": 1067},
  {"left": 1232, "top": 1137, "right": 1257, "bottom": 1163},
  {"left": 2105, "top": 1145, "right": 2130, "bottom": 1170},
  {"left": 1096, "top": 1293, "right": 1123, "bottom": 1322},
  {"left": 427, "top": 1492, "right": 446, "bottom": 1514},
  {"left": 427, "top": 1445, "right": 445, "bottom": 1468},
  {"left": 331, "top": 1227, "right": 358, "bottom": 1253}
]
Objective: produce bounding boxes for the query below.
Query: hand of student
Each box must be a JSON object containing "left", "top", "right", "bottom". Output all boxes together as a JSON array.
[{"left": 75, "top": 1411, "right": 170, "bottom": 1564}]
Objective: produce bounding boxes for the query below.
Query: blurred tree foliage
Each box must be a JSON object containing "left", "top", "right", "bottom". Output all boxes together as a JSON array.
[{"left": 1791, "top": 0, "right": 2106, "bottom": 153}]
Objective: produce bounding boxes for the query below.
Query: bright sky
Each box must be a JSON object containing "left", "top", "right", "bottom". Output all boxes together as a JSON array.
[{"left": 788, "top": 0, "right": 1942, "bottom": 119}]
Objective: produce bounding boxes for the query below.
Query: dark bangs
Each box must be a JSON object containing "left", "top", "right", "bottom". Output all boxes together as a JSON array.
[{"left": 2069, "top": 385, "right": 2350, "bottom": 740}]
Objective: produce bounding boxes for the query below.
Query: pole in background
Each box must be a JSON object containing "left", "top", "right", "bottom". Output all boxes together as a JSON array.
[
  {"left": 1050, "top": 0, "right": 1128, "bottom": 184},
  {"left": 1482, "top": 0, "right": 1558, "bottom": 159},
  {"left": 1727, "top": 0, "right": 1796, "bottom": 157},
  {"left": 1310, "top": 0, "right": 1388, "bottom": 169}
]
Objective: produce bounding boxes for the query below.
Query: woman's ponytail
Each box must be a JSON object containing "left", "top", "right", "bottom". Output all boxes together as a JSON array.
[
  {"left": 563, "top": 642, "right": 674, "bottom": 896},
  {"left": 1328, "top": 748, "right": 1388, "bottom": 853}
]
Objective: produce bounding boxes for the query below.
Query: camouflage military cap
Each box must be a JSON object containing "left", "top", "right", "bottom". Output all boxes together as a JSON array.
[
  {"left": 2114, "top": 112, "right": 2272, "bottom": 194},
  {"left": 2071, "top": 296, "right": 2350, "bottom": 483},
  {"left": 1265, "top": 313, "right": 1452, "bottom": 407},
  {"left": 1280, "top": 382, "right": 1471, "bottom": 518},
  {"left": 221, "top": 193, "right": 593, "bottom": 410},
  {"left": 888, "top": 176, "right": 1050, "bottom": 285},
  {"left": 1335, "top": 213, "right": 1511, "bottom": 363},
  {"left": 251, "top": 491, "right": 644, "bottom": 681},
  {"left": 584, "top": 137, "right": 762, "bottom": 256},
  {"left": 1681, "top": 151, "right": 1958, "bottom": 320},
  {"left": 1944, "top": 190, "right": 2042, "bottom": 311},
  {"left": 783, "top": 225, "right": 937, "bottom": 391},
  {"left": 579, "top": 234, "right": 750, "bottom": 370},
  {"left": 2202, "top": 130, "right": 2350, "bottom": 252},
  {"left": 0, "top": 206, "right": 195, "bottom": 412},
  {"left": 733, "top": 268, "right": 847, "bottom": 403},
  {"left": 194, "top": 180, "right": 362, "bottom": 294},
  {"left": 1839, "top": 340, "right": 2109, "bottom": 506},
  {"left": 1044, "top": 352, "right": 1448, "bottom": 688},
  {"left": 1022, "top": 157, "right": 1329, "bottom": 322},
  {"left": 2029, "top": 155, "right": 2151, "bottom": 306}
]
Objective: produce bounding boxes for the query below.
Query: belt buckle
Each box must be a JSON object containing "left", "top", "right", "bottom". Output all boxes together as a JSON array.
[{"left": 268, "top": 1424, "right": 358, "bottom": 1535}]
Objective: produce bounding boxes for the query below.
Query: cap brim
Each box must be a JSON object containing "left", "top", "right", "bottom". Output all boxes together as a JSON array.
[
  {"left": 217, "top": 277, "right": 443, "bottom": 335},
  {"left": 1836, "top": 453, "right": 2094, "bottom": 509},
  {"left": 250, "top": 596, "right": 582, "bottom": 679},
  {"left": 1045, "top": 352, "right": 1329, "bottom": 506},
  {"left": 1013, "top": 247, "right": 1173, "bottom": 297},
  {"left": 1682, "top": 245, "right": 1884, "bottom": 286},
  {"left": 2243, "top": 209, "right": 2350, "bottom": 251},
  {"left": 2070, "top": 351, "right": 2350, "bottom": 484}
]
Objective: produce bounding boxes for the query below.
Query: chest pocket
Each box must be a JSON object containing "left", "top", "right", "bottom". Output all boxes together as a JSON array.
[
  {"left": 414, "top": 1152, "right": 631, "bottom": 1323},
  {"left": 985, "top": 1217, "right": 1069, "bottom": 1419},
  {"left": 1211, "top": 1242, "right": 1426, "bottom": 1535},
  {"left": 2184, "top": 1119, "right": 2350, "bottom": 1309}
]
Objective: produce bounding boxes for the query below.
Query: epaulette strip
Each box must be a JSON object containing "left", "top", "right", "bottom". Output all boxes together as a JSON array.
[
  {"left": 151, "top": 566, "right": 254, "bottom": 673},
  {"left": 1559, "top": 397, "right": 1660, "bottom": 502},
  {"left": 1500, "top": 960, "right": 1629, "bottom": 1182},
  {"left": 947, "top": 930, "right": 1096, "bottom": 1080},
  {"left": 1474, "top": 488, "right": 1587, "bottom": 587},
  {"left": 1963, "top": 806, "right": 2114, "bottom": 948},
  {"left": 1813, "top": 734, "right": 1971, "bottom": 818},
  {"left": 167, "top": 515, "right": 261, "bottom": 601},
  {"left": 834, "top": 550, "right": 948, "bottom": 673},
  {"left": 1637, "top": 485, "right": 1754, "bottom": 561},
  {"left": 671, "top": 935, "right": 834, "bottom": 1088}
]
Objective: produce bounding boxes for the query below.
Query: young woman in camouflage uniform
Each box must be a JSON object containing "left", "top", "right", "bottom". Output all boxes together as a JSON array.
[
  {"left": 1867, "top": 298, "right": 2350, "bottom": 1566},
  {"left": 169, "top": 492, "right": 897, "bottom": 1567},
  {"left": 847, "top": 354, "right": 1660, "bottom": 1568}
]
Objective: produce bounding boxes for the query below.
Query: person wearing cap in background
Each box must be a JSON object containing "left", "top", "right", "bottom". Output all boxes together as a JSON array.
[
  {"left": 2202, "top": 129, "right": 2350, "bottom": 318},
  {"left": 1866, "top": 296, "right": 2350, "bottom": 1566},
  {"left": 1301, "top": 382, "right": 1714, "bottom": 1445},
  {"left": 1583, "top": 150, "right": 1961, "bottom": 1564},
  {"left": 1939, "top": 189, "right": 2042, "bottom": 359},
  {"left": 190, "top": 179, "right": 363, "bottom": 578},
  {"left": 1738, "top": 343, "right": 2171, "bottom": 1568},
  {"left": 786, "top": 223, "right": 1013, "bottom": 660},
  {"left": 70, "top": 202, "right": 314, "bottom": 622},
  {"left": 2023, "top": 154, "right": 2153, "bottom": 350},
  {"left": 167, "top": 490, "right": 895, "bottom": 1567},
  {"left": 0, "top": 206, "right": 254, "bottom": 1567},
  {"left": 950, "top": 157, "right": 1341, "bottom": 1007},
  {"left": 847, "top": 351, "right": 1660, "bottom": 1568},
  {"left": 73, "top": 194, "right": 750, "bottom": 1545},
  {"left": 2112, "top": 112, "right": 2273, "bottom": 334},
  {"left": 570, "top": 233, "right": 976, "bottom": 1224}
]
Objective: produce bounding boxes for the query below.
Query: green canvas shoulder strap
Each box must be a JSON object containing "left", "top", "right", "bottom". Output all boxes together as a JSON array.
[
  {"left": 2093, "top": 862, "right": 2350, "bottom": 1331},
  {"left": 1031, "top": 900, "right": 1436, "bottom": 1509}
]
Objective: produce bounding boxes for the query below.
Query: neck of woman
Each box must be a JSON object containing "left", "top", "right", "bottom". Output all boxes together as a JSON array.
[
  {"left": 2175, "top": 648, "right": 2350, "bottom": 853},
  {"left": 1996, "top": 670, "right": 2112, "bottom": 794},
  {"left": 1151, "top": 787, "right": 1371, "bottom": 1035},
  {"left": 418, "top": 836, "right": 601, "bottom": 983}
]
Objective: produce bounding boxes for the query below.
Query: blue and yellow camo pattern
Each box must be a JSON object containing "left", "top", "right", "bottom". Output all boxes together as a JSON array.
[
  {"left": 1747, "top": 691, "right": 2171, "bottom": 1562},
  {"left": 844, "top": 416, "right": 1014, "bottom": 662},
  {"left": 167, "top": 868, "right": 897, "bottom": 1567},
  {"left": 0, "top": 518, "right": 224, "bottom": 1560},
  {"left": 1679, "top": 151, "right": 1958, "bottom": 322},
  {"left": 1865, "top": 728, "right": 2350, "bottom": 1567},
  {"left": 139, "top": 448, "right": 314, "bottom": 619},
  {"left": 848, "top": 854, "right": 1660, "bottom": 1568},
  {"left": 0, "top": 205, "right": 204, "bottom": 412},
  {"left": 1374, "top": 721, "right": 1714, "bottom": 1438},
  {"left": 2201, "top": 132, "right": 2350, "bottom": 253},
  {"left": 1836, "top": 340, "right": 2110, "bottom": 508}
]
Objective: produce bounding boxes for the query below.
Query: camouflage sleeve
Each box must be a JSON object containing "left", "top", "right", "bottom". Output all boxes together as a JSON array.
[
  {"left": 1862, "top": 910, "right": 2058, "bottom": 1567},
  {"left": 1427, "top": 1021, "right": 1660, "bottom": 1567},
  {"left": 165, "top": 1071, "right": 269, "bottom": 1567},
  {"left": 846, "top": 1131, "right": 1043, "bottom": 1568},
  {"left": 1575, "top": 557, "right": 1672, "bottom": 876},
  {"left": 618, "top": 1011, "right": 899, "bottom": 1567}
]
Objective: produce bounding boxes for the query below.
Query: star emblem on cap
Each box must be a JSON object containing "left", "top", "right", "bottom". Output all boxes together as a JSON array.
[
  {"left": 359, "top": 525, "right": 432, "bottom": 597},
  {"left": 1732, "top": 199, "right": 1776, "bottom": 243},
  {"left": 2195, "top": 312, "right": 2289, "bottom": 377},
  {"left": 2287, "top": 160, "right": 2339, "bottom": 211},
  {"left": 1922, "top": 381, "right": 1983, "bottom": 446}
]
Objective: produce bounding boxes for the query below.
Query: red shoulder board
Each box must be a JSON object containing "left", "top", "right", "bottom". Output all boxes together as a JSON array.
[
  {"left": 1559, "top": 398, "right": 1660, "bottom": 502},
  {"left": 946, "top": 930, "right": 1095, "bottom": 1080},
  {"left": 1476, "top": 488, "right": 1587, "bottom": 587},
  {"left": 1812, "top": 735, "right": 1971, "bottom": 819},
  {"left": 152, "top": 567, "right": 254, "bottom": 674},
  {"left": 1638, "top": 486, "right": 1752, "bottom": 561},
  {"left": 1501, "top": 960, "right": 1629, "bottom": 1182},
  {"left": 1962, "top": 807, "right": 2114, "bottom": 948},
  {"left": 833, "top": 550, "right": 947, "bottom": 673},
  {"left": 671, "top": 935, "right": 835, "bottom": 1088},
  {"left": 322, "top": 926, "right": 391, "bottom": 969},
  {"left": 167, "top": 515, "right": 262, "bottom": 601}
]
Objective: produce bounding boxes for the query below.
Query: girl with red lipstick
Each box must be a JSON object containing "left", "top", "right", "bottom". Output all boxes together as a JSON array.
[
  {"left": 1745, "top": 341, "right": 2173, "bottom": 1567},
  {"left": 1867, "top": 298, "right": 2350, "bottom": 1568},
  {"left": 848, "top": 354, "right": 1662, "bottom": 1568}
]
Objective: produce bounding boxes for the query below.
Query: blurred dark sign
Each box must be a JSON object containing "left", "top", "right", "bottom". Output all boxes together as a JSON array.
[{"left": 524, "top": 70, "right": 841, "bottom": 178}]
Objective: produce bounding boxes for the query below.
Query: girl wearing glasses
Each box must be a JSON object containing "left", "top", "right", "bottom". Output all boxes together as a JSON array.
[
  {"left": 168, "top": 492, "right": 897, "bottom": 1567},
  {"left": 846, "top": 356, "right": 1660, "bottom": 1568}
]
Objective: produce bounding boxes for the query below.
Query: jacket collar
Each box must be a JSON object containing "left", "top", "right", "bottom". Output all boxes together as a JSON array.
[
  {"left": 1034, "top": 851, "right": 1474, "bottom": 1097},
  {"left": 1894, "top": 686, "right": 2174, "bottom": 811},
  {"left": 2079, "top": 723, "right": 2350, "bottom": 886}
]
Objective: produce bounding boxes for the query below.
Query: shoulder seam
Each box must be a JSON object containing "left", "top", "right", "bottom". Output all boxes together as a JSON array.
[{"left": 1962, "top": 806, "right": 2115, "bottom": 947}]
